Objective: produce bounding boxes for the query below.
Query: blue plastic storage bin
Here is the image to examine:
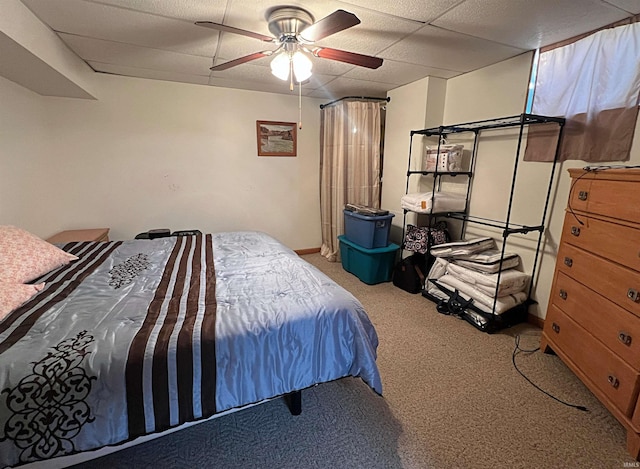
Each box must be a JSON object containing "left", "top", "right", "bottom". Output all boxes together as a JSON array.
[
  {"left": 338, "top": 235, "right": 399, "bottom": 285},
  {"left": 343, "top": 209, "right": 395, "bottom": 249}
]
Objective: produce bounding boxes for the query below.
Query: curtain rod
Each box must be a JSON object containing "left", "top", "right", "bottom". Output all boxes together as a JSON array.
[{"left": 319, "top": 96, "right": 391, "bottom": 109}]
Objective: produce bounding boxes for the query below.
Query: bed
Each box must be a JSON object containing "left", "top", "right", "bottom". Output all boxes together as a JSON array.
[{"left": 0, "top": 230, "right": 382, "bottom": 468}]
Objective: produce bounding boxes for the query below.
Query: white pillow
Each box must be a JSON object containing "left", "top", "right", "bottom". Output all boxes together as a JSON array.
[
  {"left": 0, "top": 281, "right": 45, "bottom": 322},
  {"left": 0, "top": 225, "right": 78, "bottom": 283}
]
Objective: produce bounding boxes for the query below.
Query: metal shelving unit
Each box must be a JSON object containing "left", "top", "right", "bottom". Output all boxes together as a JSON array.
[{"left": 402, "top": 113, "right": 565, "bottom": 332}]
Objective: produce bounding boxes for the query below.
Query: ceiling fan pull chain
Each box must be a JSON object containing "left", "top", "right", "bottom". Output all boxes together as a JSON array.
[{"left": 299, "top": 82, "right": 303, "bottom": 130}]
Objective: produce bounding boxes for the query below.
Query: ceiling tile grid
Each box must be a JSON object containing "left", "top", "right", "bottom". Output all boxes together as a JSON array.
[{"left": 16, "top": 0, "right": 640, "bottom": 98}]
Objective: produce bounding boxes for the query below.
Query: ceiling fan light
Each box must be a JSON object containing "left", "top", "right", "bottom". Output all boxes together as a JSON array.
[
  {"left": 270, "top": 52, "right": 290, "bottom": 81},
  {"left": 292, "top": 51, "right": 312, "bottom": 82}
]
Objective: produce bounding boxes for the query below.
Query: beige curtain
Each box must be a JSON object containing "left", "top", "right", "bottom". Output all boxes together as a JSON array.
[
  {"left": 320, "top": 101, "right": 381, "bottom": 262},
  {"left": 525, "top": 17, "right": 640, "bottom": 162}
]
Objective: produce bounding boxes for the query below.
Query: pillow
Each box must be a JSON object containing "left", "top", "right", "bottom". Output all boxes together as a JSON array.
[
  {"left": 0, "top": 281, "right": 45, "bottom": 322},
  {"left": 0, "top": 225, "right": 78, "bottom": 283}
]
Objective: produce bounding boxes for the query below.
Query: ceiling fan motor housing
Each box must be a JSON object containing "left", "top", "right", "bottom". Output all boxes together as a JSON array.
[{"left": 267, "top": 7, "right": 315, "bottom": 42}]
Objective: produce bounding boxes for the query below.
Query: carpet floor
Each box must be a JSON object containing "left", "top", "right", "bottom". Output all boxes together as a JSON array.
[{"left": 73, "top": 253, "right": 633, "bottom": 469}]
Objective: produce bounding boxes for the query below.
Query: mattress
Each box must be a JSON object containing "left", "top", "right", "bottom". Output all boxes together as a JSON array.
[
  {"left": 430, "top": 237, "right": 495, "bottom": 258},
  {"left": 400, "top": 191, "right": 467, "bottom": 214},
  {"left": 451, "top": 249, "right": 520, "bottom": 273}
]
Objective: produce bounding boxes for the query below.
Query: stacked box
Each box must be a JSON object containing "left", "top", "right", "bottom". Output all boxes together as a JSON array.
[
  {"left": 338, "top": 236, "right": 399, "bottom": 285},
  {"left": 343, "top": 210, "right": 394, "bottom": 249}
]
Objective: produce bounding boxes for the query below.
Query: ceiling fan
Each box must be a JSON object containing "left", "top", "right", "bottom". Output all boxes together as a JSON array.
[{"left": 195, "top": 7, "right": 383, "bottom": 83}]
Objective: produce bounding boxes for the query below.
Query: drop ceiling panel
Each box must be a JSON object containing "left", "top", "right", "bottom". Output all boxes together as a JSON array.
[
  {"left": 60, "top": 34, "right": 212, "bottom": 75},
  {"left": 6, "top": 0, "right": 640, "bottom": 99},
  {"left": 605, "top": 0, "right": 640, "bottom": 14},
  {"left": 23, "top": 0, "right": 219, "bottom": 57},
  {"left": 308, "top": 76, "right": 393, "bottom": 99},
  {"left": 432, "top": 0, "right": 634, "bottom": 50},
  {"left": 215, "top": 34, "right": 275, "bottom": 65},
  {"left": 343, "top": 59, "right": 460, "bottom": 84},
  {"left": 303, "top": 6, "right": 424, "bottom": 56},
  {"left": 380, "top": 25, "right": 526, "bottom": 73},
  {"left": 81, "top": 0, "right": 227, "bottom": 23},
  {"left": 340, "top": 0, "right": 465, "bottom": 23},
  {"left": 89, "top": 61, "right": 210, "bottom": 85},
  {"left": 207, "top": 75, "right": 318, "bottom": 96}
]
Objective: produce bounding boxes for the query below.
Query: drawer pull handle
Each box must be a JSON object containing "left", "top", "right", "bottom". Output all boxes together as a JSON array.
[
  {"left": 628, "top": 289, "right": 640, "bottom": 303},
  {"left": 578, "top": 190, "right": 588, "bottom": 201},
  {"left": 564, "top": 257, "right": 573, "bottom": 268},
  {"left": 551, "top": 322, "right": 560, "bottom": 334},
  {"left": 608, "top": 375, "right": 620, "bottom": 389},
  {"left": 571, "top": 226, "right": 581, "bottom": 237},
  {"left": 559, "top": 289, "right": 567, "bottom": 300},
  {"left": 618, "top": 332, "right": 633, "bottom": 346}
]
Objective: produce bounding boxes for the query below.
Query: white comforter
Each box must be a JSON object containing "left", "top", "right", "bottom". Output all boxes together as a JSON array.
[{"left": 400, "top": 191, "right": 467, "bottom": 214}]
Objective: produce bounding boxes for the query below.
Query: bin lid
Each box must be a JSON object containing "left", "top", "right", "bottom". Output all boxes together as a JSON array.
[{"left": 344, "top": 204, "right": 389, "bottom": 217}]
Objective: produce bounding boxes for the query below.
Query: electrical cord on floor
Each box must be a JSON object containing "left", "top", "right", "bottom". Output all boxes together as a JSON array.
[{"left": 512, "top": 334, "right": 588, "bottom": 412}]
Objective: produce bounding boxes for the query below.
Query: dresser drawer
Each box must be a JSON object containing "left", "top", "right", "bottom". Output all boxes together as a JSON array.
[
  {"left": 557, "top": 243, "right": 640, "bottom": 318},
  {"left": 570, "top": 176, "right": 640, "bottom": 224},
  {"left": 552, "top": 272, "right": 640, "bottom": 369},
  {"left": 561, "top": 212, "right": 640, "bottom": 273},
  {"left": 544, "top": 305, "right": 640, "bottom": 416}
]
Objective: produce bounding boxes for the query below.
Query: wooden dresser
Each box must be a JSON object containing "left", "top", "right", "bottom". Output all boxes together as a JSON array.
[{"left": 541, "top": 168, "right": 640, "bottom": 458}]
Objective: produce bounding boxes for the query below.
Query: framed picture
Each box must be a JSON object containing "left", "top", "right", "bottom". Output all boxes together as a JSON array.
[{"left": 256, "top": 120, "right": 297, "bottom": 157}]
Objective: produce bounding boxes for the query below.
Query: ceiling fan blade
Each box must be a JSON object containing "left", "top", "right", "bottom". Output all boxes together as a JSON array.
[
  {"left": 312, "top": 47, "right": 383, "bottom": 69},
  {"left": 210, "top": 51, "right": 272, "bottom": 71},
  {"left": 195, "top": 21, "right": 274, "bottom": 42},
  {"left": 298, "top": 10, "right": 360, "bottom": 42}
]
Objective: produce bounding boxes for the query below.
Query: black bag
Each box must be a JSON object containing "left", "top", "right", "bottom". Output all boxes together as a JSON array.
[
  {"left": 403, "top": 221, "right": 450, "bottom": 254},
  {"left": 392, "top": 254, "right": 427, "bottom": 294}
]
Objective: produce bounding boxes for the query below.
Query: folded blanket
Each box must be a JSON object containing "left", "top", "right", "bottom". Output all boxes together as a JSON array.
[
  {"left": 430, "top": 237, "right": 495, "bottom": 258},
  {"left": 446, "top": 262, "right": 528, "bottom": 297},
  {"left": 435, "top": 275, "right": 527, "bottom": 315},
  {"left": 401, "top": 191, "right": 467, "bottom": 214},
  {"left": 452, "top": 249, "right": 520, "bottom": 273}
]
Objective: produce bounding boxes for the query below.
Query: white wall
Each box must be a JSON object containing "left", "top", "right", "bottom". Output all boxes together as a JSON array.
[
  {"left": 0, "top": 76, "right": 55, "bottom": 235},
  {"left": 0, "top": 73, "right": 325, "bottom": 250},
  {"left": 381, "top": 76, "right": 447, "bottom": 242}
]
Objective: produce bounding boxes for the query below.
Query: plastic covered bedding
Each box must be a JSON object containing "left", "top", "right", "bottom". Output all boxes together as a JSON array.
[
  {"left": 400, "top": 191, "right": 467, "bottom": 214},
  {"left": 451, "top": 248, "right": 520, "bottom": 273},
  {"left": 434, "top": 275, "right": 527, "bottom": 314},
  {"left": 429, "top": 237, "right": 495, "bottom": 258},
  {"left": 445, "top": 262, "right": 528, "bottom": 297},
  {"left": 425, "top": 257, "right": 528, "bottom": 315},
  {"left": 0, "top": 232, "right": 381, "bottom": 468}
]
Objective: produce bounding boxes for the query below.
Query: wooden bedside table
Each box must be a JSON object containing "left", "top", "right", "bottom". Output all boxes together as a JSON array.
[{"left": 46, "top": 228, "right": 110, "bottom": 244}]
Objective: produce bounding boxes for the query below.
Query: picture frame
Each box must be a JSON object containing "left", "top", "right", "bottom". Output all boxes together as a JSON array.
[{"left": 256, "top": 120, "right": 297, "bottom": 157}]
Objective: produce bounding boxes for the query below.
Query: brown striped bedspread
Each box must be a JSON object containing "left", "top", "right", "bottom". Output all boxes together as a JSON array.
[{"left": 0, "top": 231, "right": 382, "bottom": 468}]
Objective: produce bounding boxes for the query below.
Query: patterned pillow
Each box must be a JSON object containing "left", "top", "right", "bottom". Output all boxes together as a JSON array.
[
  {"left": 0, "top": 226, "right": 78, "bottom": 283},
  {"left": 0, "top": 281, "right": 45, "bottom": 322}
]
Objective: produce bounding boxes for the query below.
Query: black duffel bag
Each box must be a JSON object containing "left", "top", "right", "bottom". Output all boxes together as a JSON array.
[{"left": 392, "top": 253, "right": 428, "bottom": 294}]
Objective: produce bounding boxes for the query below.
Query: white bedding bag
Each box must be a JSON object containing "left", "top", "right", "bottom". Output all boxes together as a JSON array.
[
  {"left": 446, "top": 262, "right": 528, "bottom": 297},
  {"left": 401, "top": 191, "right": 467, "bottom": 214},
  {"left": 452, "top": 249, "right": 520, "bottom": 273},
  {"left": 430, "top": 237, "right": 495, "bottom": 258}
]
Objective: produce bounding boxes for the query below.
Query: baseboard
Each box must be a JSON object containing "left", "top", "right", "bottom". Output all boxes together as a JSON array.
[
  {"left": 527, "top": 313, "right": 544, "bottom": 329},
  {"left": 295, "top": 248, "right": 321, "bottom": 255}
]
